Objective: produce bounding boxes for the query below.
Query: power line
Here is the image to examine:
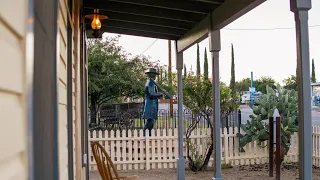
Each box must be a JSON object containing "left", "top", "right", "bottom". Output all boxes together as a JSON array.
[
  {"left": 141, "top": 39, "right": 158, "bottom": 55},
  {"left": 139, "top": 25, "right": 319, "bottom": 55},
  {"left": 222, "top": 24, "right": 320, "bottom": 31}
]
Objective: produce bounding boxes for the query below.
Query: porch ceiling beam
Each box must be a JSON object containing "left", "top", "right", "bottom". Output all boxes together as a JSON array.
[
  {"left": 85, "top": 20, "right": 185, "bottom": 36},
  {"left": 83, "top": 10, "right": 196, "bottom": 30},
  {"left": 86, "top": 27, "right": 179, "bottom": 40},
  {"left": 176, "top": 0, "right": 266, "bottom": 53},
  {"left": 210, "top": 0, "right": 266, "bottom": 30},
  {"left": 105, "top": 0, "right": 218, "bottom": 14},
  {"left": 83, "top": 1, "right": 205, "bottom": 23},
  {"left": 191, "top": 0, "right": 224, "bottom": 4}
]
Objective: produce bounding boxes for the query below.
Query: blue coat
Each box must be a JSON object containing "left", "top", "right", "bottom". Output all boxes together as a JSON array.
[{"left": 142, "top": 78, "right": 162, "bottom": 120}]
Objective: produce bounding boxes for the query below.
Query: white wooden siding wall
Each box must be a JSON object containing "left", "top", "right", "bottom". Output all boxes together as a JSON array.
[
  {"left": 71, "top": 2, "right": 77, "bottom": 179},
  {"left": 0, "top": 1, "right": 28, "bottom": 180},
  {"left": 58, "top": 0, "right": 69, "bottom": 179},
  {"left": 70, "top": 0, "right": 83, "bottom": 179},
  {"left": 88, "top": 127, "right": 301, "bottom": 170},
  {"left": 71, "top": 0, "right": 82, "bottom": 178}
]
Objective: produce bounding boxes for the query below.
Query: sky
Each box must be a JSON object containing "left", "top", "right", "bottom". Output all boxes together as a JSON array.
[{"left": 103, "top": 0, "right": 320, "bottom": 85}]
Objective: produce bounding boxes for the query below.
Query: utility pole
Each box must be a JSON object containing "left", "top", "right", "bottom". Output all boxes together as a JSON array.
[{"left": 168, "top": 40, "right": 173, "bottom": 117}]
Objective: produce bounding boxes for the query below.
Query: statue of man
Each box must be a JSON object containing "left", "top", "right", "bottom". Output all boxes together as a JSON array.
[{"left": 142, "top": 68, "right": 163, "bottom": 136}]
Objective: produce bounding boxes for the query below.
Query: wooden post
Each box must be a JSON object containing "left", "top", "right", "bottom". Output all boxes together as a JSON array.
[
  {"left": 168, "top": 40, "right": 173, "bottom": 117},
  {"left": 269, "top": 117, "right": 274, "bottom": 177},
  {"left": 276, "top": 116, "right": 281, "bottom": 180}
]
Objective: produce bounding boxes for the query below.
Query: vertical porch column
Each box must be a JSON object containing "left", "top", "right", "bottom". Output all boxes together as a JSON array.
[
  {"left": 175, "top": 41, "right": 185, "bottom": 180},
  {"left": 290, "top": 0, "right": 312, "bottom": 179},
  {"left": 33, "top": 0, "right": 60, "bottom": 179},
  {"left": 209, "top": 20, "right": 223, "bottom": 180}
]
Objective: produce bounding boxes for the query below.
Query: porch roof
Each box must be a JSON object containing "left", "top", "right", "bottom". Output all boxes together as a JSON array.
[{"left": 83, "top": 0, "right": 265, "bottom": 52}]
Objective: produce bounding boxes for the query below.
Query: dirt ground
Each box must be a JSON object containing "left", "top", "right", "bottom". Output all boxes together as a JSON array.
[{"left": 90, "top": 163, "right": 320, "bottom": 180}]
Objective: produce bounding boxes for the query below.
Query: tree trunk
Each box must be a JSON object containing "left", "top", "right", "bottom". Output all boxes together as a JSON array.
[
  {"left": 200, "top": 143, "right": 213, "bottom": 170},
  {"left": 90, "top": 95, "right": 98, "bottom": 125}
]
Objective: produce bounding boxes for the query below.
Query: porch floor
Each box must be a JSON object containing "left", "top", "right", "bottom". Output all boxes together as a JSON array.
[{"left": 90, "top": 164, "right": 320, "bottom": 180}]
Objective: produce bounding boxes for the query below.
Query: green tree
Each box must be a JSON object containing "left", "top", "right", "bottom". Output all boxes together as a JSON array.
[
  {"left": 235, "top": 78, "right": 251, "bottom": 93},
  {"left": 184, "top": 64, "right": 187, "bottom": 79},
  {"left": 183, "top": 74, "right": 239, "bottom": 171},
  {"left": 312, "top": 59, "right": 316, "bottom": 83},
  {"left": 255, "top": 76, "right": 276, "bottom": 94},
  {"left": 283, "top": 75, "right": 297, "bottom": 91},
  {"left": 88, "top": 36, "right": 151, "bottom": 125},
  {"left": 203, "top": 47, "right": 209, "bottom": 80},
  {"left": 156, "top": 65, "right": 176, "bottom": 96},
  {"left": 196, "top": 43, "right": 201, "bottom": 78},
  {"left": 230, "top": 44, "right": 236, "bottom": 97}
]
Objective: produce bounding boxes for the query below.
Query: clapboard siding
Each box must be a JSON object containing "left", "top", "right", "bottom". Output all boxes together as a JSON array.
[
  {"left": 58, "top": 0, "right": 69, "bottom": 179},
  {"left": 0, "top": 0, "right": 28, "bottom": 179},
  {"left": 0, "top": 0, "right": 27, "bottom": 37}
]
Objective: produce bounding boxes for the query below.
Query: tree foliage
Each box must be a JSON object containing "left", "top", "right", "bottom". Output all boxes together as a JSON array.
[
  {"left": 156, "top": 64, "right": 176, "bottom": 96},
  {"left": 203, "top": 47, "right": 209, "bottom": 80},
  {"left": 183, "top": 74, "right": 239, "bottom": 171},
  {"left": 184, "top": 64, "right": 187, "bottom": 79},
  {"left": 230, "top": 44, "right": 236, "bottom": 97},
  {"left": 88, "top": 36, "right": 152, "bottom": 124},
  {"left": 255, "top": 76, "right": 276, "bottom": 94},
  {"left": 237, "top": 85, "right": 298, "bottom": 163},
  {"left": 196, "top": 43, "right": 201, "bottom": 78},
  {"left": 312, "top": 59, "right": 316, "bottom": 83},
  {"left": 235, "top": 78, "right": 251, "bottom": 93},
  {"left": 283, "top": 75, "right": 297, "bottom": 91}
]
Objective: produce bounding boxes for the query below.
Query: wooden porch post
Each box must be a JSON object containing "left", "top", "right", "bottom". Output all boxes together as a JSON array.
[
  {"left": 175, "top": 40, "right": 185, "bottom": 180},
  {"left": 209, "top": 13, "right": 223, "bottom": 180},
  {"left": 33, "top": 0, "right": 60, "bottom": 179},
  {"left": 290, "top": 0, "right": 312, "bottom": 179}
]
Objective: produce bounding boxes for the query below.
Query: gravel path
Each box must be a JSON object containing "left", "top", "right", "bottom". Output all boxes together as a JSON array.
[{"left": 90, "top": 164, "right": 320, "bottom": 180}]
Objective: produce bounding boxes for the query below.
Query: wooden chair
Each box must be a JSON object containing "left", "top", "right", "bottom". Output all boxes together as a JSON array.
[{"left": 91, "top": 141, "right": 139, "bottom": 180}]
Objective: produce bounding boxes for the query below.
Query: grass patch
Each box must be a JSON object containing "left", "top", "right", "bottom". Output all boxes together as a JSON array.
[{"left": 221, "top": 163, "right": 233, "bottom": 169}]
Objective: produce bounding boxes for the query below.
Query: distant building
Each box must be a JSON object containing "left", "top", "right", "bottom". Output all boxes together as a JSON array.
[
  {"left": 241, "top": 92, "right": 250, "bottom": 104},
  {"left": 311, "top": 82, "right": 320, "bottom": 106}
]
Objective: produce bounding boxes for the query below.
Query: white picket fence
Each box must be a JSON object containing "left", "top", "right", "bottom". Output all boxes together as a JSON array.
[{"left": 88, "top": 126, "right": 320, "bottom": 171}]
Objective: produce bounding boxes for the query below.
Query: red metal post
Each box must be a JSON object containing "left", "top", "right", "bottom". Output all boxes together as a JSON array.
[
  {"left": 276, "top": 116, "right": 281, "bottom": 180},
  {"left": 269, "top": 117, "right": 274, "bottom": 177}
]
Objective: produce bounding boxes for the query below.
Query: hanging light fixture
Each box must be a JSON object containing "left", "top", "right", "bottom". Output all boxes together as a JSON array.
[{"left": 85, "top": 9, "right": 108, "bottom": 38}]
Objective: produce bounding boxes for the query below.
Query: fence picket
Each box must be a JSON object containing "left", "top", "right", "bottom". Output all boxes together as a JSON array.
[
  {"left": 163, "top": 129, "right": 168, "bottom": 169},
  {"left": 316, "top": 127, "right": 319, "bottom": 166},
  {"left": 104, "top": 130, "right": 109, "bottom": 165},
  {"left": 121, "top": 130, "right": 127, "bottom": 170},
  {"left": 233, "top": 127, "right": 239, "bottom": 166},
  {"left": 110, "top": 130, "right": 115, "bottom": 168},
  {"left": 156, "top": 129, "right": 162, "bottom": 168},
  {"left": 116, "top": 130, "right": 121, "bottom": 170},
  {"left": 229, "top": 127, "right": 234, "bottom": 165},
  {"left": 318, "top": 127, "right": 320, "bottom": 166},
  {"left": 223, "top": 128, "right": 229, "bottom": 164},
  {"left": 150, "top": 129, "right": 155, "bottom": 169},
  {"left": 133, "top": 129, "right": 138, "bottom": 170},
  {"left": 173, "top": 129, "right": 178, "bottom": 168},
  {"left": 139, "top": 129, "right": 145, "bottom": 170},
  {"left": 168, "top": 129, "right": 173, "bottom": 168},
  {"left": 127, "top": 130, "right": 132, "bottom": 170}
]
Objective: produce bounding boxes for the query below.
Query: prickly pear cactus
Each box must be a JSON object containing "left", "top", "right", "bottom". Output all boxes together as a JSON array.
[{"left": 237, "top": 85, "right": 298, "bottom": 159}]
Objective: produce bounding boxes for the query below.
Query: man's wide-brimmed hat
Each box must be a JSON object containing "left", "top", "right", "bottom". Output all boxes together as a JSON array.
[{"left": 145, "top": 68, "right": 159, "bottom": 75}]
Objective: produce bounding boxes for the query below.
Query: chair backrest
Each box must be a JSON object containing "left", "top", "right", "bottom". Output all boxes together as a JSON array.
[{"left": 91, "top": 141, "right": 121, "bottom": 180}]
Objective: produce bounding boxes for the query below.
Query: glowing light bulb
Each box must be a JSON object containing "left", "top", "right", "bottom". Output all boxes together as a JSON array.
[{"left": 91, "top": 14, "right": 101, "bottom": 30}]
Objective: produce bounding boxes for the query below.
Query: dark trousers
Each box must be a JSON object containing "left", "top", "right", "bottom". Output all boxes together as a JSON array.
[{"left": 143, "top": 119, "right": 155, "bottom": 136}]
